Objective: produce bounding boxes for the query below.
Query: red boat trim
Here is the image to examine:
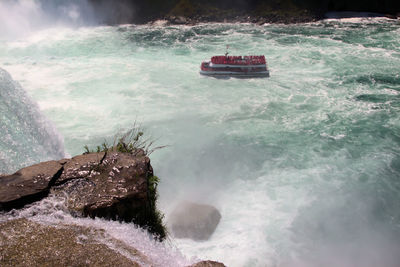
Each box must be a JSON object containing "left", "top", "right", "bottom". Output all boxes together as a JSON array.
[
  {"left": 211, "top": 55, "right": 266, "bottom": 65},
  {"left": 200, "top": 55, "right": 270, "bottom": 78}
]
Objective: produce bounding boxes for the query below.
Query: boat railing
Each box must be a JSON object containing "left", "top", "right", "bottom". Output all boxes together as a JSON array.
[{"left": 211, "top": 55, "right": 266, "bottom": 65}]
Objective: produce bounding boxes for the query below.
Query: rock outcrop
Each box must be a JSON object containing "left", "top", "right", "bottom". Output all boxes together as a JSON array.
[
  {"left": 169, "top": 201, "right": 221, "bottom": 240},
  {"left": 0, "top": 219, "right": 226, "bottom": 267},
  {"left": 52, "top": 152, "right": 148, "bottom": 221},
  {"left": 0, "top": 152, "right": 228, "bottom": 266},
  {"left": 0, "top": 150, "right": 165, "bottom": 240},
  {"left": 88, "top": 0, "right": 400, "bottom": 25},
  {"left": 0, "top": 160, "right": 64, "bottom": 211}
]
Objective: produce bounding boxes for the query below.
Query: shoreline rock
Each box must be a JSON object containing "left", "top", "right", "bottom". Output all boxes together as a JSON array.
[
  {"left": 89, "top": 0, "right": 400, "bottom": 26},
  {"left": 0, "top": 218, "right": 226, "bottom": 267},
  {"left": 0, "top": 160, "right": 64, "bottom": 211},
  {"left": 158, "top": 12, "right": 398, "bottom": 26},
  {"left": 0, "top": 218, "right": 145, "bottom": 267},
  {"left": 0, "top": 153, "right": 226, "bottom": 266},
  {"left": 0, "top": 150, "right": 166, "bottom": 240}
]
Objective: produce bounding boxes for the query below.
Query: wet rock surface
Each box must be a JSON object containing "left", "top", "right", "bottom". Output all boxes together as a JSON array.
[
  {"left": 0, "top": 151, "right": 163, "bottom": 238},
  {"left": 0, "top": 161, "right": 64, "bottom": 211},
  {"left": 0, "top": 153, "right": 226, "bottom": 265},
  {"left": 52, "top": 152, "right": 151, "bottom": 223},
  {"left": 169, "top": 201, "right": 221, "bottom": 241},
  {"left": 55, "top": 152, "right": 105, "bottom": 185},
  {"left": 0, "top": 218, "right": 144, "bottom": 267}
]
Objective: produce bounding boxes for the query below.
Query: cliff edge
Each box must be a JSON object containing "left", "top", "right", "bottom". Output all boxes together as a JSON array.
[
  {"left": 88, "top": 0, "right": 400, "bottom": 25},
  {"left": 0, "top": 149, "right": 166, "bottom": 240}
]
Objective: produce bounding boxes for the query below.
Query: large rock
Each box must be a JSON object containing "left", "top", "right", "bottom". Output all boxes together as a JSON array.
[
  {"left": 55, "top": 152, "right": 105, "bottom": 185},
  {"left": 0, "top": 160, "right": 64, "bottom": 210},
  {"left": 169, "top": 201, "right": 221, "bottom": 240},
  {"left": 0, "top": 151, "right": 165, "bottom": 239},
  {"left": 52, "top": 151, "right": 151, "bottom": 223}
]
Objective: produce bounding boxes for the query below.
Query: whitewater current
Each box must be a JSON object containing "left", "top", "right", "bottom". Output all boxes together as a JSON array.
[{"left": 1, "top": 16, "right": 400, "bottom": 267}]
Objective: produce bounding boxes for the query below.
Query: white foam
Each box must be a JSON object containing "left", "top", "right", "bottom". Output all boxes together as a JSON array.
[{"left": 1, "top": 196, "right": 192, "bottom": 267}]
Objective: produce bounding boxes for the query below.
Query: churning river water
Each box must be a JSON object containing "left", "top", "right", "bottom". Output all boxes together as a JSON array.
[{"left": 1, "top": 4, "right": 400, "bottom": 266}]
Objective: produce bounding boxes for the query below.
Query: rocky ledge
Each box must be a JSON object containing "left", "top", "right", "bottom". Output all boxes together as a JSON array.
[
  {"left": 0, "top": 145, "right": 228, "bottom": 266},
  {"left": 0, "top": 218, "right": 226, "bottom": 267},
  {"left": 0, "top": 150, "right": 227, "bottom": 266},
  {"left": 0, "top": 149, "right": 165, "bottom": 240}
]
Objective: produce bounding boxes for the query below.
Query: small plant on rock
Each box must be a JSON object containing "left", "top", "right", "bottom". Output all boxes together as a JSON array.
[
  {"left": 82, "top": 124, "right": 167, "bottom": 241},
  {"left": 83, "top": 123, "right": 166, "bottom": 156}
]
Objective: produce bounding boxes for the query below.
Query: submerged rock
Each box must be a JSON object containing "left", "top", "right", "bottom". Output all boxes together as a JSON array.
[
  {"left": 169, "top": 201, "right": 221, "bottom": 241},
  {"left": 188, "top": 261, "right": 226, "bottom": 267}
]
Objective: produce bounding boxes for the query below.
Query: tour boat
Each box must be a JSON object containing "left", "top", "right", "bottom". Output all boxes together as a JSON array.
[{"left": 200, "top": 55, "right": 270, "bottom": 78}]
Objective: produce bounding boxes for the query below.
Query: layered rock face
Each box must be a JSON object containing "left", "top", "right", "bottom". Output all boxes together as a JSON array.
[{"left": 0, "top": 150, "right": 165, "bottom": 239}]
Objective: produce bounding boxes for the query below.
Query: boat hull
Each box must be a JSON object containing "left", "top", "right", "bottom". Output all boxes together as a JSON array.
[
  {"left": 200, "top": 70, "right": 270, "bottom": 78},
  {"left": 200, "top": 57, "right": 270, "bottom": 78}
]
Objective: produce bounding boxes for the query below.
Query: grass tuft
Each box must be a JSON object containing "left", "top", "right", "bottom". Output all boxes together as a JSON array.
[
  {"left": 83, "top": 123, "right": 166, "bottom": 156},
  {"left": 83, "top": 124, "right": 167, "bottom": 241}
]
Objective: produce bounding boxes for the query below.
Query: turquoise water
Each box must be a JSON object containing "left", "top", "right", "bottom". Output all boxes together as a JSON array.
[{"left": 1, "top": 12, "right": 400, "bottom": 267}]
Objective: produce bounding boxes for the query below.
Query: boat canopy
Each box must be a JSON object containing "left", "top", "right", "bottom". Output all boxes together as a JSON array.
[{"left": 211, "top": 55, "right": 266, "bottom": 65}]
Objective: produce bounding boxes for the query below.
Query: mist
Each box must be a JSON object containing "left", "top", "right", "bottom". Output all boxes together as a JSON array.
[
  {"left": 0, "top": 0, "right": 135, "bottom": 39},
  {"left": 283, "top": 160, "right": 400, "bottom": 267}
]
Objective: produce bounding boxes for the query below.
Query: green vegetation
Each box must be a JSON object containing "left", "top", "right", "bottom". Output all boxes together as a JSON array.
[
  {"left": 125, "top": 174, "right": 166, "bottom": 241},
  {"left": 145, "top": 175, "right": 167, "bottom": 241},
  {"left": 83, "top": 125, "right": 166, "bottom": 156},
  {"left": 83, "top": 126, "right": 167, "bottom": 241}
]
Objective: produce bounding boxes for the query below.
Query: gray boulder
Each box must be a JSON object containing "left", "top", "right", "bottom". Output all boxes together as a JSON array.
[{"left": 169, "top": 201, "right": 221, "bottom": 240}]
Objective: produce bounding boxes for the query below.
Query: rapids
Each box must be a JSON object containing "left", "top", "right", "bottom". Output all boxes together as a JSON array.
[{"left": 0, "top": 2, "right": 400, "bottom": 266}]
